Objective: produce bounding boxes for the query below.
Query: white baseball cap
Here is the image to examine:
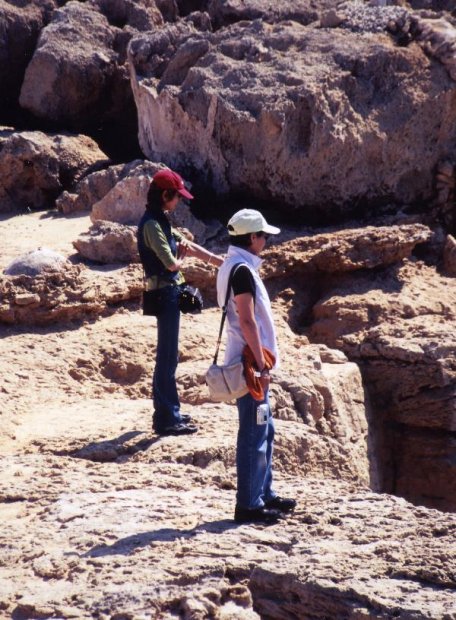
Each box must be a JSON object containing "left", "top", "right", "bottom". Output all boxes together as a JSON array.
[{"left": 227, "top": 209, "right": 281, "bottom": 236}]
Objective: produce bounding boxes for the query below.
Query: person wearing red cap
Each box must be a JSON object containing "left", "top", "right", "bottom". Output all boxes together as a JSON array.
[{"left": 138, "top": 168, "right": 223, "bottom": 436}]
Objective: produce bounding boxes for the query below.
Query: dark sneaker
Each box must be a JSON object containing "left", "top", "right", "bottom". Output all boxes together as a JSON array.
[
  {"left": 180, "top": 413, "right": 192, "bottom": 423},
  {"left": 265, "top": 496, "right": 296, "bottom": 513},
  {"left": 156, "top": 422, "right": 198, "bottom": 436},
  {"left": 234, "top": 506, "right": 282, "bottom": 524}
]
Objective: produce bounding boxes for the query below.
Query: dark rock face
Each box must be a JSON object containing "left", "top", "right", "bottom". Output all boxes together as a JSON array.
[
  {"left": 129, "top": 17, "right": 456, "bottom": 221},
  {"left": 19, "top": 2, "right": 119, "bottom": 128},
  {"left": 17, "top": 1, "right": 164, "bottom": 157},
  {"left": 0, "top": 0, "right": 56, "bottom": 119}
]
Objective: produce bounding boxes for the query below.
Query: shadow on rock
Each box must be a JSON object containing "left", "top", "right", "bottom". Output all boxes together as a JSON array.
[
  {"left": 85, "top": 520, "right": 241, "bottom": 557},
  {"left": 68, "top": 431, "right": 160, "bottom": 462}
]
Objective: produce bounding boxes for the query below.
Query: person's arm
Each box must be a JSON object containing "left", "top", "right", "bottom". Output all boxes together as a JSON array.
[
  {"left": 143, "top": 220, "right": 182, "bottom": 272},
  {"left": 235, "top": 293, "right": 270, "bottom": 390},
  {"left": 178, "top": 239, "right": 224, "bottom": 268}
]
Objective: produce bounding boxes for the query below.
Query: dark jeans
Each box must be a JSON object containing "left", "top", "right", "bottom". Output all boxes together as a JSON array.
[
  {"left": 236, "top": 389, "right": 277, "bottom": 509},
  {"left": 152, "top": 285, "right": 181, "bottom": 432}
]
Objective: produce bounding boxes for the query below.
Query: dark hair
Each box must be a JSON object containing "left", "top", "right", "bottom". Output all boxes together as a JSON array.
[
  {"left": 145, "top": 182, "right": 178, "bottom": 213},
  {"left": 228, "top": 232, "right": 253, "bottom": 248}
]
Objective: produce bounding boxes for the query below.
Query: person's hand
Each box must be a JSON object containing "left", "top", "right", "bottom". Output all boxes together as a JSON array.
[
  {"left": 177, "top": 241, "right": 189, "bottom": 260},
  {"left": 259, "top": 374, "right": 270, "bottom": 393}
]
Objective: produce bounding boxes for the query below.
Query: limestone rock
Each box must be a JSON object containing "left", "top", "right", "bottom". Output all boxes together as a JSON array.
[
  {"left": 0, "top": 130, "right": 110, "bottom": 212},
  {"left": 0, "top": 398, "right": 454, "bottom": 618},
  {"left": 0, "top": 264, "right": 142, "bottom": 325},
  {"left": 73, "top": 220, "right": 140, "bottom": 264},
  {"left": 90, "top": 0, "right": 163, "bottom": 34},
  {"left": 129, "top": 19, "right": 456, "bottom": 219},
  {"left": 56, "top": 159, "right": 161, "bottom": 215},
  {"left": 263, "top": 223, "right": 432, "bottom": 278},
  {"left": 443, "top": 234, "right": 456, "bottom": 275},
  {"left": 309, "top": 260, "right": 456, "bottom": 511},
  {"left": 336, "top": 1, "right": 407, "bottom": 33},
  {"left": 3, "top": 248, "right": 70, "bottom": 277},
  {"left": 91, "top": 173, "right": 153, "bottom": 225}
]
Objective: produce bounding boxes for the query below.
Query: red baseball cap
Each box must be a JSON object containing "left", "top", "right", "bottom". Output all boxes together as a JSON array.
[{"left": 152, "top": 169, "right": 194, "bottom": 200}]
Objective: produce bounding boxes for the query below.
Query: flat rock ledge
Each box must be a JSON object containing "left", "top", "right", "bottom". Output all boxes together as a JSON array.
[
  {"left": 264, "top": 223, "right": 432, "bottom": 276},
  {"left": 1, "top": 449, "right": 455, "bottom": 619}
]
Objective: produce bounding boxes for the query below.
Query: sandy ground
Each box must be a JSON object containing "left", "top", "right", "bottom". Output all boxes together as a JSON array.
[{"left": 0, "top": 211, "right": 92, "bottom": 271}]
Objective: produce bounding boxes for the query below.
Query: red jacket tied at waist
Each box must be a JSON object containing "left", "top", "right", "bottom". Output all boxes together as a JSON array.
[{"left": 242, "top": 345, "right": 276, "bottom": 401}]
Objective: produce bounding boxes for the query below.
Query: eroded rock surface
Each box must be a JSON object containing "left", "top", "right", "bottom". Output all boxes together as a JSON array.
[
  {"left": 263, "top": 223, "right": 432, "bottom": 278},
  {"left": 18, "top": 0, "right": 159, "bottom": 137},
  {"left": 310, "top": 260, "right": 456, "bottom": 511},
  {"left": 0, "top": 264, "right": 142, "bottom": 325},
  {"left": 73, "top": 220, "right": 140, "bottom": 264},
  {"left": 129, "top": 15, "right": 456, "bottom": 219},
  {"left": 208, "top": 0, "right": 335, "bottom": 29},
  {"left": 56, "top": 159, "right": 161, "bottom": 215},
  {"left": 1, "top": 205, "right": 455, "bottom": 617},
  {"left": 0, "top": 391, "right": 454, "bottom": 618}
]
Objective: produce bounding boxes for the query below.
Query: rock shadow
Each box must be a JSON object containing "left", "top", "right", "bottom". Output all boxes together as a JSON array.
[
  {"left": 85, "top": 520, "right": 240, "bottom": 557},
  {"left": 64, "top": 431, "right": 160, "bottom": 462}
]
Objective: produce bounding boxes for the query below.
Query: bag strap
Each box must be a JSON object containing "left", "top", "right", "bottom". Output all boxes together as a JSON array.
[{"left": 212, "top": 262, "right": 244, "bottom": 365}]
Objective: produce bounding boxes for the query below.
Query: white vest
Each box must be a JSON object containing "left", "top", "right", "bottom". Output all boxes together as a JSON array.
[{"left": 216, "top": 246, "right": 279, "bottom": 367}]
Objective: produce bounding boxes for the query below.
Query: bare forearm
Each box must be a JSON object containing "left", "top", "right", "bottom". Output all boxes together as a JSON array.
[
  {"left": 185, "top": 241, "right": 223, "bottom": 267},
  {"left": 239, "top": 318, "right": 265, "bottom": 370}
]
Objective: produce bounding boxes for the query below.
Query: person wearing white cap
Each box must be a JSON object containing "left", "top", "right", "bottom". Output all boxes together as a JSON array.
[{"left": 216, "top": 209, "right": 296, "bottom": 524}]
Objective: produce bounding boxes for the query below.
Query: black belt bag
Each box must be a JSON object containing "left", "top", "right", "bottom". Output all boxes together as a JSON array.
[
  {"left": 142, "top": 284, "right": 203, "bottom": 316},
  {"left": 178, "top": 284, "right": 203, "bottom": 314}
]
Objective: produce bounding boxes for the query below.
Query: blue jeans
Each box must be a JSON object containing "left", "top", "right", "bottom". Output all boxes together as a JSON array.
[
  {"left": 236, "top": 389, "right": 277, "bottom": 509},
  {"left": 152, "top": 285, "right": 182, "bottom": 432}
]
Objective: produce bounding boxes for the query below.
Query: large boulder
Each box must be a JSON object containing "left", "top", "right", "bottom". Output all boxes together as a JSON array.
[
  {"left": 18, "top": 0, "right": 162, "bottom": 137},
  {"left": 73, "top": 220, "right": 140, "bottom": 264},
  {"left": 263, "top": 223, "right": 433, "bottom": 278},
  {"left": 128, "top": 11, "right": 456, "bottom": 221},
  {"left": 20, "top": 2, "right": 118, "bottom": 127},
  {"left": 0, "top": 130, "right": 110, "bottom": 212},
  {"left": 0, "top": 0, "right": 55, "bottom": 117},
  {"left": 56, "top": 160, "right": 160, "bottom": 215},
  {"left": 91, "top": 173, "right": 210, "bottom": 241}
]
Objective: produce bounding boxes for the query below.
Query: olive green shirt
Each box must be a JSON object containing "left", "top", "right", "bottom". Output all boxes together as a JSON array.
[{"left": 143, "top": 220, "right": 185, "bottom": 289}]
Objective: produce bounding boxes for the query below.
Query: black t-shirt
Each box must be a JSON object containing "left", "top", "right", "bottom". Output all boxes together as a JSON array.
[{"left": 231, "top": 265, "right": 255, "bottom": 297}]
